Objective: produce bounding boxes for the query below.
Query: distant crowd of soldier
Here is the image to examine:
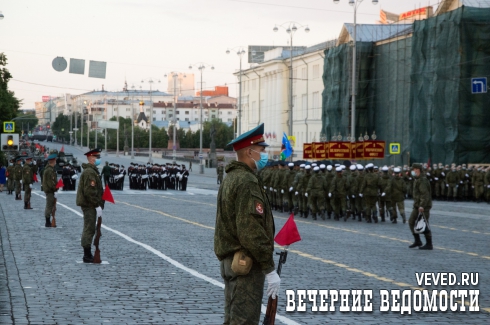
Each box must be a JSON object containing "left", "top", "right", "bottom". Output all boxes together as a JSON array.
[
  {"left": 101, "top": 162, "right": 126, "bottom": 190},
  {"left": 127, "top": 163, "right": 189, "bottom": 191},
  {"left": 257, "top": 161, "right": 490, "bottom": 223}
]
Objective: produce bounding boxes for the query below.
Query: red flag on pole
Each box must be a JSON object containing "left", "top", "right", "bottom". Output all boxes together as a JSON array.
[
  {"left": 60, "top": 145, "right": 64, "bottom": 153},
  {"left": 56, "top": 178, "right": 64, "bottom": 189},
  {"left": 33, "top": 173, "right": 38, "bottom": 183},
  {"left": 274, "top": 213, "right": 301, "bottom": 246},
  {"left": 102, "top": 186, "right": 115, "bottom": 204}
]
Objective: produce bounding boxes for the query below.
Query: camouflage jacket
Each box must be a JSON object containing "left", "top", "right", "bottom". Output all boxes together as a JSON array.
[
  {"left": 42, "top": 165, "right": 58, "bottom": 193},
  {"left": 76, "top": 163, "right": 104, "bottom": 209},
  {"left": 6, "top": 165, "right": 14, "bottom": 178},
  {"left": 22, "top": 164, "right": 33, "bottom": 185},
  {"left": 306, "top": 172, "right": 326, "bottom": 193},
  {"left": 330, "top": 175, "right": 348, "bottom": 197},
  {"left": 282, "top": 169, "right": 297, "bottom": 189},
  {"left": 446, "top": 170, "right": 460, "bottom": 185},
  {"left": 472, "top": 171, "right": 484, "bottom": 185},
  {"left": 413, "top": 175, "right": 432, "bottom": 209},
  {"left": 13, "top": 164, "right": 23, "bottom": 181},
  {"left": 360, "top": 172, "right": 379, "bottom": 197},
  {"left": 391, "top": 176, "right": 406, "bottom": 202},
  {"left": 378, "top": 174, "right": 393, "bottom": 200},
  {"left": 214, "top": 161, "right": 275, "bottom": 274}
]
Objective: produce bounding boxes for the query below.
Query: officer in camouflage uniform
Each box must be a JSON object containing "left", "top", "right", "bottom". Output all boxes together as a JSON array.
[
  {"left": 432, "top": 164, "right": 443, "bottom": 200},
  {"left": 354, "top": 164, "right": 365, "bottom": 221},
  {"left": 323, "top": 165, "right": 335, "bottom": 219},
  {"left": 446, "top": 166, "right": 460, "bottom": 201},
  {"left": 273, "top": 162, "right": 287, "bottom": 212},
  {"left": 22, "top": 157, "right": 34, "bottom": 210},
  {"left": 299, "top": 165, "right": 312, "bottom": 218},
  {"left": 408, "top": 163, "right": 433, "bottom": 250},
  {"left": 472, "top": 166, "right": 485, "bottom": 203},
  {"left": 14, "top": 157, "right": 23, "bottom": 200},
  {"left": 346, "top": 165, "right": 359, "bottom": 220},
  {"left": 306, "top": 166, "right": 326, "bottom": 220},
  {"left": 460, "top": 164, "right": 471, "bottom": 201},
  {"left": 403, "top": 166, "right": 413, "bottom": 199},
  {"left": 360, "top": 163, "right": 379, "bottom": 223},
  {"left": 42, "top": 153, "right": 58, "bottom": 227},
  {"left": 377, "top": 166, "right": 393, "bottom": 222},
  {"left": 6, "top": 160, "right": 15, "bottom": 195},
  {"left": 214, "top": 123, "right": 279, "bottom": 325},
  {"left": 76, "top": 149, "right": 105, "bottom": 263},
  {"left": 217, "top": 163, "right": 224, "bottom": 185},
  {"left": 329, "top": 166, "right": 349, "bottom": 221},
  {"left": 291, "top": 164, "right": 305, "bottom": 215},
  {"left": 391, "top": 167, "right": 407, "bottom": 223}
]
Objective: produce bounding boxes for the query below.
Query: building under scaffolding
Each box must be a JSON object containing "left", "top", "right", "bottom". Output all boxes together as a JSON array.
[{"left": 321, "top": 3, "right": 490, "bottom": 165}]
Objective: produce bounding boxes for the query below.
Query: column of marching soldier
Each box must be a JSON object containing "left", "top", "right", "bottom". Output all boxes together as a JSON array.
[
  {"left": 126, "top": 162, "right": 189, "bottom": 191},
  {"left": 258, "top": 161, "right": 490, "bottom": 223}
]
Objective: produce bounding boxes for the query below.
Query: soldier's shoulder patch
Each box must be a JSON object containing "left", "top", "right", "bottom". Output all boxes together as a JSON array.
[
  {"left": 90, "top": 180, "right": 96, "bottom": 187},
  {"left": 255, "top": 201, "right": 264, "bottom": 214}
]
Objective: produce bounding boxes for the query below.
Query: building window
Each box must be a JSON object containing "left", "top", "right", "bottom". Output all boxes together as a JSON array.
[
  {"left": 312, "top": 92, "right": 320, "bottom": 119},
  {"left": 228, "top": 111, "right": 232, "bottom": 115},
  {"left": 301, "top": 67, "right": 306, "bottom": 80},
  {"left": 153, "top": 117, "right": 156, "bottom": 121},
  {"left": 126, "top": 108, "right": 130, "bottom": 111},
  {"left": 113, "top": 107, "right": 117, "bottom": 111},
  {"left": 177, "top": 118, "right": 180, "bottom": 121},
  {"left": 185, "top": 111, "right": 189, "bottom": 115},
  {"left": 169, "top": 114, "right": 173, "bottom": 118},
  {"left": 313, "top": 64, "right": 320, "bottom": 79},
  {"left": 176, "top": 110, "right": 180, "bottom": 114},
  {"left": 195, "top": 118, "right": 198, "bottom": 121},
  {"left": 211, "top": 114, "right": 216, "bottom": 118},
  {"left": 162, "top": 118, "right": 164, "bottom": 121},
  {"left": 185, "top": 118, "right": 189, "bottom": 121},
  {"left": 228, "top": 118, "right": 232, "bottom": 122}
]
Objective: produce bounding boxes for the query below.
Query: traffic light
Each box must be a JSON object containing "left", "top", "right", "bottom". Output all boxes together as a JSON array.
[{"left": 1, "top": 133, "right": 19, "bottom": 151}]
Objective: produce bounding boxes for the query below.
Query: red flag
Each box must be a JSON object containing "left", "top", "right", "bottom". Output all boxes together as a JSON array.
[
  {"left": 274, "top": 213, "right": 301, "bottom": 246},
  {"left": 102, "top": 186, "right": 115, "bottom": 204},
  {"left": 56, "top": 178, "right": 64, "bottom": 189},
  {"left": 33, "top": 174, "right": 38, "bottom": 183},
  {"left": 60, "top": 145, "right": 64, "bottom": 153}
]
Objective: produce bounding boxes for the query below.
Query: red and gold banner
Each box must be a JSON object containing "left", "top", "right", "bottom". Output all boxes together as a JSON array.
[
  {"left": 313, "top": 142, "right": 328, "bottom": 160},
  {"left": 363, "top": 140, "right": 386, "bottom": 159},
  {"left": 328, "top": 141, "right": 351, "bottom": 160},
  {"left": 355, "top": 141, "right": 365, "bottom": 159},
  {"left": 303, "top": 143, "right": 313, "bottom": 159}
]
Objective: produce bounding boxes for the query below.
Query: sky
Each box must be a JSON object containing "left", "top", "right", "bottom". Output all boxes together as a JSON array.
[{"left": 0, "top": 0, "right": 445, "bottom": 110}]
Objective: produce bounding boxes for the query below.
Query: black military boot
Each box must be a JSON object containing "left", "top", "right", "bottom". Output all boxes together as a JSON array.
[
  {"left": 312, "top": 212, "right": 317, "bottom": 220},
  {"left": 380, "top": 212, "right": 385, "bottom": 222},
  {"left": 304, "top": 210, "right": 309, "bottom": 219},
  {"left": 366, "top": 214, "right": 372, "bottom": 223},
  {"left": 401, "top": 213, "right": 406, "bottom": 224},
  {"left": 357, "top": 213, "right": 362, "bottom": 222},
  {"left": 294, "top": 206, "right": 299, "bottom": 215},
  {"left": 83, "top": 247, "right": 94, "bottom": 263},
  {"left": 26, "top": 201, "right": 33, "bottom": 210},
  {"left": 392, "top": 217, "right": 397, "bottom": 224},
  {"left": 327, "top": 211, "right": 332, "bottom": 219},
  {"left": 409, "top": 234, "right": 423, "bottom": 248},
  {"left": 45, "top": 217, "right": 51, "bottom": 228},
  {"left": 24, "top": 202, "right": 27, "bottom": 209},
  {"left": 419, "top": 233, "right": 433, "bottom": 250},
  {"left": 321, "top": 211, "right": 326, "bottom": 220}
]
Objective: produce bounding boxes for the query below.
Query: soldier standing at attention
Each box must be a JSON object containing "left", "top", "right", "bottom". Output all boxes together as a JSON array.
[
  {"left": 408, "top": 163, "right": 433, "bottom": 250},
  {"left": 101, "top": 161, "right": 111, "bottom": 187},
  {"left": 217, "top": 163, "right": 224, "bottom": 185},
  {"left": 214, "top": 123, "right": 279, "bottom": 325},
  {"left": 14, "top": 157, "right": 23, "bottom": 200},
  {"left": 360, "top": 163, "right": 379, "bottom": 223},
  {"left": 42, "top": 153, "right": 59, "bottom": 227},
  {"left": 391, "top": 167, "right": 407, "bottom": 223},
  {"left": 22, "top": 157, "right": 34, "bottom": 209},
  {"left": 76, "top": 149, "right": 105, "bottom": 263},
  {"left": 6, "top": 160, "right": 15, "bottom": 195}
]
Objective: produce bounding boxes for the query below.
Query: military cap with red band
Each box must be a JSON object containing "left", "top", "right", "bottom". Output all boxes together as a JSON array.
[
  {"left": 227, "top": 123, "right": 269, "bottom": 151},
  {"left": 84, "top": 148, "right": 102, "bottom": 157}
]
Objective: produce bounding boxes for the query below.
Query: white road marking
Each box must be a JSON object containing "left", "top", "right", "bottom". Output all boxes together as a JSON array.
[{"left": 32, "top": 192, "right": 299, "bottom": 325}]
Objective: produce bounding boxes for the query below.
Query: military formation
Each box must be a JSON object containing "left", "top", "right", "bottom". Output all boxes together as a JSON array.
[
  {"left": 60, "top": 164, "right": 79, "bottom": 191},
  {"left": 127, "top": 163, "right": 189, "bottom": 191},
  {"left": 101, "top": 162, "right": 126, "bottom": 190},
  {"left": 259, "top": 161, "right": 490, "bottom": 223}
]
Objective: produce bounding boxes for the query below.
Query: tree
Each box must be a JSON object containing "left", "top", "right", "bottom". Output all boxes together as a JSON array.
[{"left": 51, "top": 113, "right": 71, "bottom": 142}]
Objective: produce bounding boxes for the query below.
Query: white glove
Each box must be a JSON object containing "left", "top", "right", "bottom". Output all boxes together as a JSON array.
[
  {"left": 446, "top": 184, "right": 449, "bottom": 187},
  {"left": 381, "top": 192, "right": 386, "bottom": 197},
  {"left": 5, "top": 177, "right": 7, "bottom": 181},
  {"left": 264, "top": 186, "right": 267, "bottom": 189},
  {"left": 20, "top": 180, "right": 23, "bottom": 184},
  {"left": 295, "top": 191, "right": 298, "bottom": 196},
  {"left": 409, "top": 178, "right": 412, "bottom": 180},
  {"left": 460, "top": 181, "right": 463, "bottom": 184},
  {"left": 305, "top": 193, "right": 308, "bottom": 197},
  {"left": 71, "top": 174, "right": 79, "bottom": 180},
  {"left": 270, "top": 187, "right": 273, "bottom": 191},
  {"left": 434, "top": 177, "right": 438, "bottom": 181},
  {"left": 359, "top": 193, "right": 363, "bottom": 198},
  {"left": 328, "top": 193, "right": 332, "bottom": 198},
  {"left": 273, "top": 189, "right": 277, "bottom": 193},
  {"left": 466, "top": 174, "right": 469, "bottom": 177},
  {"left": 29, "top": 184, "right": 32, "bottom": 189},
  {"left": 184, "top": 176, "right": 188, "bottom": 178},
  {"left": 456, "top": 185, "right": 459, "bottom": 188},
  {"left": 472, "top": 186, "right": 475, "bottom": 188},
  {"left": 95, "top": 206, "right": 103, "bottom": 217},
  {"left": 54, "top": 192, "right": 58, "bottom": 199},
  {"left": 487, "top": 185, "right": 490, "bottom": 188},
  {"left": 281, "top": 189, "right": 284, "bottom": 194},
  {"left": 441, "top": 172, "right": 445, "bottom": 176},
  {"left": 426, "top": 173, "right": 430, "bottom": 177},
  {"left": 266, "top": 270, "right": 281, "bottom": 299},
  {"left": 352, "top": 195, "right": 355, "bottom": 198},
  {"left": 289, "top": 187, "right": 293, "bottom": 192}
]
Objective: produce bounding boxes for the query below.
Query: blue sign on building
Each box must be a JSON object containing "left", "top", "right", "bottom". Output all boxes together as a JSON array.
[{"left": 471, "top": 77, "right": 487, "bottom": 94}]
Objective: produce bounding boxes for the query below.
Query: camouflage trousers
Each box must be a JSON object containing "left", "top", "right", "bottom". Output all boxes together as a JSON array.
[
  {"left": 218, "top": 174, "right": 223, "bottom": 184},
  {"left": 392, "top": 201, "right": 405, "bottom": 218},
  {"left": 300, "top": 192, "right": 309, "bottom": 212},
  {"left": 81, "top": 207, "right": 97, "bottom": 248},
  {"left": 220, "top": 256, "right": 265, "bottom": 325},
  {"left": 409, "top": 208, "right": 431, "bottom": 235},
  {"left": 24, "top": 184, "right": 31, "bottom": 203},
  {"left": 364, "top": 195, "right": 378, "bottom": 217},
  {"left": 285, "top": 191, "right": 294, "bottom": 210},
  {"left": 308, "top": 191, "right": 323, "bottom": 214},
  {"left": 379, "top": 198, "right": 394, "bottom": 218},
  {"left": 332, "top": 195, "right": 346, "bottom": 216},
  {"left": 7, "top": 178, "right": 14, "bottom": 191},
  {"left": 15, "top": 180, "right": 22, "bottom": 197},
  {"left": 434, "top": 181, "right": 443, "bottom": 197},
  {"left": 44, "top": 192, "right": 55, "bottom": 219},
  {"left": 324, "top": 196, "right": 333, "bottom": 214},
  {"left": 447, "top": 184, "right": 458, "bottom": 198},
  {"left": 474, "top": 184, "right": 484, "bottom": 200},
  {"left": 354, "top": 196, "right": 363, "bottom": 215}
]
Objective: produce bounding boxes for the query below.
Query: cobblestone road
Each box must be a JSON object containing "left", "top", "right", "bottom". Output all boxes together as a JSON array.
[{"left": 0, "top": 142, "right": 488, "bottom": 324}]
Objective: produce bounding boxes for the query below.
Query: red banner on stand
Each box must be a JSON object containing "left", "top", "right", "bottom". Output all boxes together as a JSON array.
[
  {"left": 313, "top": 142, "right": 328, "bottom": 160},
  {"left": 363, "top": 141, "right": 386, "bottom": 159},
  {"left": 303, "top": 143, "right": 313, "bottom": 159},
  {"left": 328, "top": 141, "right": 352, "bottom": 160}
]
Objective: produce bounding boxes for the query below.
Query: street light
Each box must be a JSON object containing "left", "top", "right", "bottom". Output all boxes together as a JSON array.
[
  {"left": 226, "top": 47, "right": 246, "bottom": 138},
  {"left": 334, "top": 0, "right": 378, "bottom": 144},
  {"left": 273, "top": 21, "right": 310, "bottom": 160},
  {"left": 189, "top": 62, "right": 215, "bottom": 174},
  {"left": 164, "top": 72, "right": 187, "bottom": 164},
  {"left": 141, "top": 78, "right": 161, "bottom": 163},
  {"left": 0, "top": 12, "right": 4, "bottom": 20}
]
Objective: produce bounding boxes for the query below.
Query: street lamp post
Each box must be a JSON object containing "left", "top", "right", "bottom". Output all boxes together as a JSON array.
[
  {"left": 141, "top": 78, "right": 160, "bottom": 164},
  {"left": 226, "top": 47, "right": 246, "bottom": 137},
  {"left": 189, "top": 62, "right": 215, "bottom": 174},
  {"left": 273, "top": 21, "right": 310, "bottom": 160},
  {"left": 334, "top": 0, "right": 378, "bottom": 143}
]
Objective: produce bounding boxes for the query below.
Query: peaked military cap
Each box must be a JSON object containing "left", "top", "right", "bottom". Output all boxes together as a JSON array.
[
  {"left": 47, "top": 153, "right": 57, "bottom": 160},
  {"left": 15, "top": 156, "right": 23, "bottom": 162},
  {"left": 25, "top": 157, "right": 33, "bottom": 161},
  {"left": 412, "top": 163, "right": 423, "bottom": 170},
  {"left": 84, "top": 148, "right": 102, "bottom": 157},
  {"left": 227, "top": 123, "right": 269, "bottom": 151}
]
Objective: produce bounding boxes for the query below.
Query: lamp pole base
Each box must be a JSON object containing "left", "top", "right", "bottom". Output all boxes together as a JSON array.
[{"left": 199, "top": 163, "right": 204, "bottom": 174}]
